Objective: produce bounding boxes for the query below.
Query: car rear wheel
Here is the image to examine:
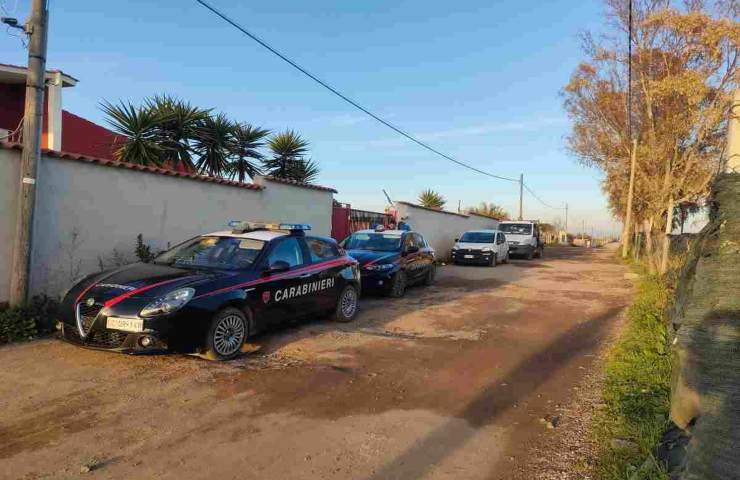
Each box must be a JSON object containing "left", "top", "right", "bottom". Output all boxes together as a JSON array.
[
  {"left": 204, "top": 307, "right": 248, "bottom": 361},
  {"left": 333, "top": 285, "right": 359, "bottom": 322},
  {"left": 388, "top": 271, "right": 407, "bottom": 298}
]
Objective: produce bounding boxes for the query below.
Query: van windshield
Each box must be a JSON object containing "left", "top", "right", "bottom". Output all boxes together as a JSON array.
[
  {"left": 499, "top": 224, "right": 532, "bottom": 235},
  {"left": 459, "top": 232, "right": 495, "bottom": 243}
]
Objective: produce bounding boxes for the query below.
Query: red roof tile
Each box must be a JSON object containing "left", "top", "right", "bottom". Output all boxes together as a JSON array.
[
  {"left": 0, "top": 141, "right": 263, "bottom": 191},
  {"left": 260, "top": 175, "right": 338, "bottom": 193}
]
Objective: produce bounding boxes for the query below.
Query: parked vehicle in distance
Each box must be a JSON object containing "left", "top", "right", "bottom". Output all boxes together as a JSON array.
[
  {"left": 498, "top": 220, "right": 543, "bottom": 259},
  {"left": 342, "top": 227, "right": 436, "bottom": 298},
  {"left": 58, "top": 222, "right": 361, "bottom": 360},
  {"left": 451, "top": 229, "right": 509, "bottom": 266}
]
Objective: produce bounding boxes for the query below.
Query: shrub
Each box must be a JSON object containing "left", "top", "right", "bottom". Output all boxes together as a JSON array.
[
  {"left": 0, "top": 295, "right": 60, "bottom": 345},
  {"left": 135, "top": 234, "right": 157, "bottom": 263}
]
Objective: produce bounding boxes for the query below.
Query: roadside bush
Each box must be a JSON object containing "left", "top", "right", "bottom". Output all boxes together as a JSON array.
[
  {"left": 593, "top": 268, "right": 672, "bottom": 479},
  {"left": 0, "top": 295, "right": 60, "bottom": 345},
  {"left": 0, "top": 306, "right": 36, "bottom": 344}
]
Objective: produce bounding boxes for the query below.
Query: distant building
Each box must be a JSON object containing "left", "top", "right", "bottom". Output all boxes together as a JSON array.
[{"left": 0, "top": 63, "right": 121, "bottom": 159}]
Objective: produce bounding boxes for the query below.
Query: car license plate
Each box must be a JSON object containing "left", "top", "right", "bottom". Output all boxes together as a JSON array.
[
  {"left": 106, "top": 317, "right": 143, "bottom": 332},
  {"left": 464, "top": 255, "right": 474, "bottom": 259}
]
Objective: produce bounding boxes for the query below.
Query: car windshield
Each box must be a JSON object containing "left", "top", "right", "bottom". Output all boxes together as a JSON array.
[
  {"left": 459, "top": 232, "right": 495, "bottom": 243},
  {"left": 499, "top": 223, "right": 533, "bottom": 235},
  {"left": 344, "top": 232, "right": 403, "bottom": 252},
  {"left": 154, "top": 236, "right": 265, "bottom": 270}
]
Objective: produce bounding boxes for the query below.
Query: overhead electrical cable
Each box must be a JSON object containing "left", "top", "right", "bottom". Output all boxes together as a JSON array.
[
  {"left": 523, "top": 183, "right": 566, "bottom": 210},
  {"left": 194, "top": 0, "right": 519, "bottom": 183}
]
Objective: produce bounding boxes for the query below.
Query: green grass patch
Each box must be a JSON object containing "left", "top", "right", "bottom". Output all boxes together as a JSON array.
[{"left": 592, "top": 267, "right": 672, "bottom": 479}]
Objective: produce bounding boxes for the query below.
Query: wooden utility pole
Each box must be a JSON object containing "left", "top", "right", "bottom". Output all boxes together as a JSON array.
[
  {"left": 518, "top": 173, "right": 523, "bottom": 220},
  {"left": 564, "top": 203, "right": 568, "bottom": 232},
  {"left": 9, "top": 0, "right": 49, "bottom": 306},
  {"left": 621, "top": 139, "right": 638, "bottom": 259}
]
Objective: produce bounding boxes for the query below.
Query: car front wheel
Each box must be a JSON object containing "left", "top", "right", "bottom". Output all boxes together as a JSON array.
[
  {"left": 204, "top": 307, "right": 248, "bottom": 361},
  {"left": 489, "top": 253, "right": 497, "bottom": 267},
  {"left": 333, "top": 285, "right": 359, "bottom": 322},
  {"left": 388, "top": 271, "right": 407, "bottom": 298}
]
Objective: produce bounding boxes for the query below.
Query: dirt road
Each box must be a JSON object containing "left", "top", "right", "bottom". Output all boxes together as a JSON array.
[{"left": 0, "top": 245, "right": 630, "bottom": 480}]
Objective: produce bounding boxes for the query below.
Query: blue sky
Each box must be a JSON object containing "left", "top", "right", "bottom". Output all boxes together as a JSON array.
[{"left": 1, "top": 0, "right": 619, "bottom": 235}]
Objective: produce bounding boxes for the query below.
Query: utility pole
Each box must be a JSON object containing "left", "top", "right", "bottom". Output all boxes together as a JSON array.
[
  {"left": 518, "top": 173, "right": 523, "bottom": 220},
  {"left": 621, "top": 139, "right": 638, "bottom": 259},
  {"left": 9, "top": 0, "right": 48, "bottom": 306},
  {"left": 581, "top": 220, "right": 586, "bottom": 247},
  {"left": 564, "top": 203, "right": 569, "bottom": 232}
]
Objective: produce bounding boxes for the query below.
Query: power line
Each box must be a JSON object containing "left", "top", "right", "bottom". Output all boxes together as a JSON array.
[
  {"left": 523, "top": 183, "right": 566, "bottom": 210},
  {"left": 194, "top": 0, "right": 519, "bottom": 183}
]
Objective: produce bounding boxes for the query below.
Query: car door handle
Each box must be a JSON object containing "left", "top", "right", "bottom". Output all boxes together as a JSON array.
[{"left": 299, "top": 273, "right": 312, "bottom": 279}]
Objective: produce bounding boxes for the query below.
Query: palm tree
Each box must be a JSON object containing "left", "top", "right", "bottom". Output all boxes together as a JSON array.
[
  {"left": 101, "top": 100, "right": 164, "bottom": 166},
  {"left": 417, "top": 189, "right": 446, "bottom": 210},
  {"left": 468, "top": 202, "right": 510, "bottom": 220},
  {"left": 227, "top": 123, "right": 270, "bottom": 182},
  {"left": 263, "top": 130, "right": 310, "bottom": 179},
  {"left": 193, "top": 113, "right": 235, "bottom": 178},
  {"left": 146, "top": 95, "right": 210, "bottom": 171},
  {"left": 289, "top": 157, "right": 321, "bottom": 184}
]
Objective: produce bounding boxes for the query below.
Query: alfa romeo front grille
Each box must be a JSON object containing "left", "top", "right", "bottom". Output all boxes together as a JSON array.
[{"left": 76, "top": 302, "right": 103, "bottom": 336}]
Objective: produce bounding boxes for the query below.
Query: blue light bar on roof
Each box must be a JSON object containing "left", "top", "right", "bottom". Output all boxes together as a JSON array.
[{"left": 227, "top": 221, "right": 311, "bottom": 232}]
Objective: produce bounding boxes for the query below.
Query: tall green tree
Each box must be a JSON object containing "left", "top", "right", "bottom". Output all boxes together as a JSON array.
[
  {"left": 227, "top": 123, "right": 270, "bottom": 182},
  {"left": 145, "top": 95, "right": 210, "bottom": 171},
  {"left": 288, "top": 157, "right": 321, "bottom": 184},
  {"left": 101, "top": 100, "right": 163, "bottom": 166},
  {"left": 417, "top": 189, "right": 446, "bottom": 210},
  {"left": 263, "top": 130, "right": 319, "bottom": 183},
  {"left": 193, "top": 113, "right": 235, "bottom": 178}
]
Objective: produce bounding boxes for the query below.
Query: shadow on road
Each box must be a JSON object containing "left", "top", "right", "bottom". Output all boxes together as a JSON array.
[{"left": 364, "top": 305, "right": 622, "bottom": 480}]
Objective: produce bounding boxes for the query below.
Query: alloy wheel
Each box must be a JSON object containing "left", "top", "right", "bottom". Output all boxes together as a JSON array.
[{"left": 213, "top": 314, "right": 246, "bottom": 356}]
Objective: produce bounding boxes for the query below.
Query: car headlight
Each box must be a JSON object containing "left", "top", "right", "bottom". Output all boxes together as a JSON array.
[
  {"left": 140, "top": 288, "right": 195, "bottom": 317},
  {"left": 481, "top": 247, "right": 493, "bottom": 252},
  {"left": 452, "top": 246, "right": 459, "bottom": 251},
  {"left": 365, "top": 263, "right": 395, "bottom": 271}
]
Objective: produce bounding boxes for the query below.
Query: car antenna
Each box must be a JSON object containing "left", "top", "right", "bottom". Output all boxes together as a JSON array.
[{"left": 382, "top": 189, "right": 394, "bottom": 206}]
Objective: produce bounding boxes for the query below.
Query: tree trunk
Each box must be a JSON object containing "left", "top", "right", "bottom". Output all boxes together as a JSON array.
[
  {"left": 660, "top": 195, "right": 674, "bottom": 275},
  {"left": 644, "top": 218, "right": 656, "bottom": 274}
]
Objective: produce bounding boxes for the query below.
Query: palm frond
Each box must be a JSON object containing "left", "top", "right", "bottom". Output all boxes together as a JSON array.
[
  {"left": 100, "top": 100, "right": 164, "bottom": 166},
  {"left": 193, "top": 113, "right": 235, "bottom": 178},
  {"left": 226, "top": 123, "right": 270, "bottom": 182}
]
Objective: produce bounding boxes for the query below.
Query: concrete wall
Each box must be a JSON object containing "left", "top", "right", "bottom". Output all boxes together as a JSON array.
[
  {"left": 394, "top": 201, "right": 499, "bottom": 259},
  {"left": 0, "top": 148, "right": 19, "bottom": 303},
  {"left": 253, "top": 175, "right": 333, "bottom": 237},
  {"left": 0, "top": 148, "right": 334, "bottom": 301}
]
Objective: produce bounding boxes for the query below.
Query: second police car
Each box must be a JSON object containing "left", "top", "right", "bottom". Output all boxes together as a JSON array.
[
  {"left": 341, "top": 226, "right": 436, "bottom": 297},
  {"left": 58, "top": 222, "right": 360, "bottom": 360}
]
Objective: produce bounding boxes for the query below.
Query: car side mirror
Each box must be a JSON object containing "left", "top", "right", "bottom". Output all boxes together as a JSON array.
[
  {"left": 454, "top": 238, "right": 459, "bottom": 242},
  {"left": 264, "top": 260, "right": 290, "bottom": 275}
]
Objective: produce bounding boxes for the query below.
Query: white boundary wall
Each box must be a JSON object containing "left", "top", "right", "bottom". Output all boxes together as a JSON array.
[
  {"left": 0, "top": 148, "right": 334, "bottom": 301},
  {"left": 394, "top": 201, "right": 499, "bottom": 259}
]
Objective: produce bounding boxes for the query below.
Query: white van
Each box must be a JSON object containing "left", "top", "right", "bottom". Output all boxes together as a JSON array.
[
  {"left": 451, "top": 229, "right": 509, "bottom": 266},
  {"left": 498, "top": 221, "right": 543, "bottom": 259}
]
